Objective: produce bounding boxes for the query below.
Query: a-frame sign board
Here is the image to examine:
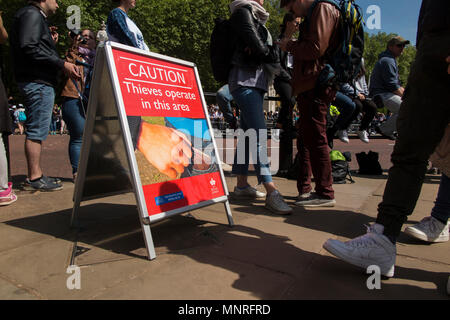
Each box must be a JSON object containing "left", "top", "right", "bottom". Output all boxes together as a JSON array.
[{"left": 71, "top": 42, "right": 234, "bottom": 260}]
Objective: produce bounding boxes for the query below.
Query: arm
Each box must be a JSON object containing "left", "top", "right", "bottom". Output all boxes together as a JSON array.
[
  {"left": 230, "top": 7, "right": 269, "bottom": 59},
  {"left": 106, "top": 9, "right": 138, "bottom": 48},
  {"left": 0, "top": 13, "right": 8, "bottom": 44}
]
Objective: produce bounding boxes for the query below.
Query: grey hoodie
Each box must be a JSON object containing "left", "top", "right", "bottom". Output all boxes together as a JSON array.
[{"left": 368, "top": 50, "right": 401, "bottom": 97}]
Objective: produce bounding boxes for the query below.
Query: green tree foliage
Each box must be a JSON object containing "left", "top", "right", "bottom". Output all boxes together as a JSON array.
[
  {"left": 363, "top": 32, "right": 416, "bottom": 86},
  {"left": 0, "top": 0, "right": 415, "bottom": 99}
]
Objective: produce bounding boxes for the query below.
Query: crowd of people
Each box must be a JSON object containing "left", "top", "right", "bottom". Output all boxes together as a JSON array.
[{"left": 0, "top": 0, "right": 448, "bottom": 282}]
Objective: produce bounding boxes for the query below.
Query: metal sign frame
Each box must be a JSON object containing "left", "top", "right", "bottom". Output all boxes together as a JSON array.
[{"left": 71, "top": 42, "right": 233, "bottom": 260}]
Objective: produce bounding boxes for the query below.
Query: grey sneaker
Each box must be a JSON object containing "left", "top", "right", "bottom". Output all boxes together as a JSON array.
[
  {"left": 25, "top": 176, "right": 63, "bottom": 191},
  {"left": 265, "top": 190, "right": 292, "bottom": 215},
  {"left": 233, "top": 185, "right": 266, "bottom": 199},
  {"left": 404, "top": 216, "right": 449, "bottom": 243},
  {"left": 295, "top": 193, "right": 336, "bottom": 207},
  {"left": 323, "top": 224, "right": 396, "bottom": 277}
]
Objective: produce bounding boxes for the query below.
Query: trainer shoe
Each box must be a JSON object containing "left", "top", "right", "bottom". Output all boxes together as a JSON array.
[
  {"left": 337, "top": 130, "right": 349, "bottom": 143},
  {"left": 295, "top": 193, "right": 336, "bottom": 207},
  {"left": 233, "top": 185, "right": 266, "bottom": 199},
  {"left": 323, "top": 223, "right": 396, "bottom": 277},
  {"left": 26, "top": 175, "right": 63, "bottom": 191},
  {"left": 265, "top": 190, "right": 292, "bottom": 215},
  {"left": 297, "top": 192, "right": 312, "bottom": 201},
  {"left": 357, "top": 130, "right": 370, "bottom": 143},
  {"left": 404, "top": 216, "right": 449, "bottom": 243},
  {"left": 0, "top": 184, "right": 17, "bottom": 206}
]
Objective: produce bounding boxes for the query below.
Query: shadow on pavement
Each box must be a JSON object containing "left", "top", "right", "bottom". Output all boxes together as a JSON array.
[{"left": 3, "top": 200, "right": 448, "bottom": 299}]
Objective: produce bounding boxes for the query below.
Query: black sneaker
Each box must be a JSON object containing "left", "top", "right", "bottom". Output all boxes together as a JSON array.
[{"left": 25, "top": 176, "right": 63, "bottom": 191}]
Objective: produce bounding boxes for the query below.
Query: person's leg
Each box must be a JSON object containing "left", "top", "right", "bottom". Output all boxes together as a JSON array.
[
  {"left": 379, "top": 93, "right": 402, "bottom": 136},
  {"left": 231, "top": 86, "right": 272, "bottom": 186},
  {"left": 0, "top": 133, "right": 8, "bottom": 191},
  {"left": 24, "top": 139, "right": 43, "bottom": 180},
  {"left": 359, "top": 99, "right": 377, "bottom": 131},
  {"left": 297, "top": 89, "right": 334, "bottom": 200},
  {"left": 19, "top": 82, "right": 62, "bottom": 190},
  {"left": 62, "top": 98, "right": 86, "bottom": 175},
  {"left": 216, "top": 85, "right": 236, "bottom": 127},
  {"left": 332, "top": 92, "right": 356, "bottom": 130},
  {"left": 431, "top": 174, "right": 450, "bottom": 224},
  {"left": 403, "top": 173, "right": 450, "bottom": 243},
  {"left": 274, "top": 79, "right": 294, "bottom": 172}
]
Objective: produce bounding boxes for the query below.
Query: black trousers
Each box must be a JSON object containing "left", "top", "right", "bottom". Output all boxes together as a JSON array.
[
  {"left": 353, "top": 98, "right": 377, "bottom": 131},
  {"left": 376, "top": 31, "right": 450, "bottom": 238},
  {"left": 274, "top": 79, "right": 295, "bottom": 171}
]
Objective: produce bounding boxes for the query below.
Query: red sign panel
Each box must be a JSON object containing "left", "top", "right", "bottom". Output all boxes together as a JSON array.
[
  {"left": 112, "top": 49, "right": 205, "bottom": 118},
  {"left": 110, "top": 47, "right": 225, "bottom": 217}
]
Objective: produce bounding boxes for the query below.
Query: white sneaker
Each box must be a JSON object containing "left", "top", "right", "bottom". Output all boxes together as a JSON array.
[
  {"left": 265, "top": 190, "right": 292, "bottom": 215},
  {"left": 337, "top": 130, "right": 349, "bottom": 143},
  {"left": 323, "top": 224, "right": 396, "bottom": 277},
  {"left": 404, "top": 216, "right": 449, "bottom": 243},
  {"left": 357, "top": 130, "right": 369, "bottom": 143},
  {"left": 233, "top": 185, "right": 266, "bottom": 199}
]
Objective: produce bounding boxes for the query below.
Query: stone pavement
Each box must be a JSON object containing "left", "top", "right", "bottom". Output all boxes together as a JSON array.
[{"left": 0, "top": 135, "right": 449, "bottom": 300}]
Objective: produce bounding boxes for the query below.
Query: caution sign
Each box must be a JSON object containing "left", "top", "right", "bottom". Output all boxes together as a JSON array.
[{"left": 71, "top": 42, "right": 233, "bottom": 260}]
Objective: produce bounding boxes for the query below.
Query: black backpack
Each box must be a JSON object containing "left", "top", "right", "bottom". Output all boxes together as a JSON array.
[
  {"left": 330, "top": 150, "right": 355, "bottom": 184},
  {"left": 306, "top": 0, "right": 365, "bottom": 86},
  {"left": 210, "top": 18, "right": 237, "bottom": 83},
  {"left": 356, "top": 151, "right": 383, "bottom": 175}
]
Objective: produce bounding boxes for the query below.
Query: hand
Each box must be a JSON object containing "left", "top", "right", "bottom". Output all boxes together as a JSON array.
[
  {"left": 137, "top": 123, "right": 193, "bottom": 179},
  {"left": 63, "top": 62, "right": 81, "bottom": 81},
  {"left": 447, "top": 56, "right": 450, "bottom": 75},
  {"left": 276, "top": 37, "right": 291, "bottom": 52},
  {"left": 49, "top": 26, "right": 58, "bottom": 43},
  {"left": 358, "top": 93, "right": 366, "bottom": 101}
]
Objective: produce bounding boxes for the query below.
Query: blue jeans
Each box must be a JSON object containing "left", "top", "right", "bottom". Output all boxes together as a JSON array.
[
  {"left": 18, "top": 82, "right": 55, "bottom": 141},
  {"left": 333, "top": 91, "right": 356, "bottom": 130},
  {"left": 431, "top": 174, "right": 450, "bottom": 223},
  {"left": 231, "top": 87, "right": 272, "bottom": 184},
  {"left": 216, "top": 84, "right": 236, "bottom": 125},
  {"left": 62, "top": 98, "right": 85, "bottom": 174}
]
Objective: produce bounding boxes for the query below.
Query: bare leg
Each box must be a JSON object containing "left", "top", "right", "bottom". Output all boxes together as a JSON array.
[
  {"left": 237, "top": 175, "right": 276, "bottom": 195},
  {"left": 25, "top": 138, "right": 43, "bottom": 180}
]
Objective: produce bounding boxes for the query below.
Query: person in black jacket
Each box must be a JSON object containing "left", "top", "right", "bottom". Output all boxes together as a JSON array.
[
  {"left": 274, "top": 13, "right": 299, "bottom": 175},
  {"left": 228, "top": 0, "right": 292, "bottom": 215},
  {"left": 9, "top": 0, "right": 79, "bottom": 191}
]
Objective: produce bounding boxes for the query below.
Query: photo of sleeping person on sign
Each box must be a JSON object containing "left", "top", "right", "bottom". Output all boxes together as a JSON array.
[{"left": 129, "top": 116, "right": 218, "bottom": 185}]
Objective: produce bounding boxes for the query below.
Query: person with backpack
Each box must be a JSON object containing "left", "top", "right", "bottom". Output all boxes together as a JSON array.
[
  {"left": 323, "top": 0, "right": 450, "bottom": 278},
  {"left": 278, "top": 0, "right": 343, "bottom": 208},
  {"left": 227, "top": 0, "right": 292, "bottom": 215}
]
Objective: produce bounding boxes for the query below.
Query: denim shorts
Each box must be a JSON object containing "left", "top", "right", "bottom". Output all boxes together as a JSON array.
[{"left": 18, "top": 82, "right": 55, "bottom": 141}]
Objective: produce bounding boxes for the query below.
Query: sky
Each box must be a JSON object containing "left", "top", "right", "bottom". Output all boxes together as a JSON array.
[{"left": 356, "top": 0, "right": 422, "bottom": 45}]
